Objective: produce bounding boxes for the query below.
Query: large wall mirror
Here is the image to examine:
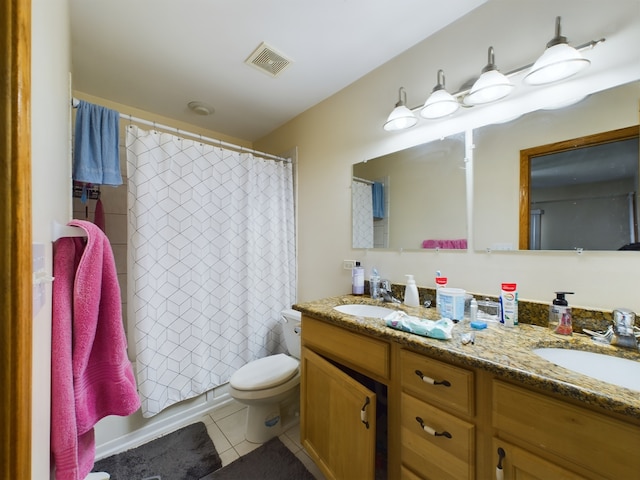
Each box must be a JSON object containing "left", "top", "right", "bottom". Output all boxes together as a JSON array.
[
  {"left": 352, "top": 132, "right": 466, "bottom": 250},
  {"left": 474, "top": 81, "right": 640, "bottom": 252}
]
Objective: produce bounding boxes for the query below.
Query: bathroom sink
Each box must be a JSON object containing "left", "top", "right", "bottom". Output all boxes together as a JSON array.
[
  {"left": 533, "top": 348, "right": 640, "bottom": 391},
  {"left": 333, "top": 304, "right": 396, "bottom": 318}
]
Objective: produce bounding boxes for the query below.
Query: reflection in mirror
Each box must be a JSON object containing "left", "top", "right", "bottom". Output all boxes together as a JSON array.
[
  {"left": 474, "top": 81, "right": 640, "bottom": 251},
  {"left": 521, "top": 126, "right": 639, "bottom": 250},
  {"left": 352, "top": 132, "right": 466, "bottom": 250}
]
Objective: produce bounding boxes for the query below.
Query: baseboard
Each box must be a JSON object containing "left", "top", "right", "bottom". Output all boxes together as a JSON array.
[{"left": 94, "top": 390, "right": 233, "bottom": 460}]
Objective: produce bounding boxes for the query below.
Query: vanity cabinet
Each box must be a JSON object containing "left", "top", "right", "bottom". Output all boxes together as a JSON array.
[
  {"left": 492, "top": 380, "right": 640, "bottom": 480},
  {"left": 399, "top": 351, "right": 475, "bottom": 480},
  {"left": 300, "top": 315, "right": 390, "bottom": 480},
  {"left": 301, "top": 347, "right": 377, "bottom": 480},
  {"left": 300, "top": 310, "right": 640, "bottom": 480}
]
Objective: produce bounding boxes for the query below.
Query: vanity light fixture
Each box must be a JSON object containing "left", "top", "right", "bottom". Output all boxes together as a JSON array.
[
  {"left": 383, "top": 87, "right": 419, "bottom": 131},
  {"left": 420, "top": 70, "right": 460, "bottom": 119},
  {"left": 463, "top": 47, "right": 514, "bottom": 106},
  {"left": 524, "top": 17, "right": 591, "bottom": 85},
  {"left": 382, "top": 16, "right": 604, "bottom": 132}
]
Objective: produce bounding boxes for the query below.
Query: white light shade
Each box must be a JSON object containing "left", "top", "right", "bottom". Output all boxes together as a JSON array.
[
  {"left": 384, "top": 87, "right": 418, "bottom": 131},
  {"left": 464, "top": 69, "right": 514, "bottom": 106},
  {"left": 383, "top": 105, "right": 418, "bottom": 131},
  {"left": 524, "top": 43, "right": 590, "bottom": 85},
  {"left": 421, "top": 89, "right": 460, "bottom": 118},
  {"left": 420, "top": 70, "right": 459, "bottom": 119}
]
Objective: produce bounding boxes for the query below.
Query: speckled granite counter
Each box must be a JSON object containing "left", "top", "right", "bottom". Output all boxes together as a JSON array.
[{"left": 294, "top": 295, "right": 640, "bottom": 420}]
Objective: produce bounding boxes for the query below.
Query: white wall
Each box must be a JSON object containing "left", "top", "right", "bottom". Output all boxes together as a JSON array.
[
  {"left": 31, "top": 0, "right": 71, "bottom": 478},
  {"left": 255, "top": 0, "right": 640, "bottom": 311}
]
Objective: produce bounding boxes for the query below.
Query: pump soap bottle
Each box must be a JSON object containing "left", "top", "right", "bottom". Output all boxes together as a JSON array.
[
  {"left": 404, "top": 275, "right": 420, "bottom": 307},
  {"left": 549, "top": 292, "right": 574, "bottom": 335}
]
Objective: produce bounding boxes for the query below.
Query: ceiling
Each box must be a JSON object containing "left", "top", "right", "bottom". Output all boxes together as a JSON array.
[{"left": 69, "top": 0, "right": 487, "bottom": 142}]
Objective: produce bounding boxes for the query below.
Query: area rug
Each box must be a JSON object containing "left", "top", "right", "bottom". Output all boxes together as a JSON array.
[
  {"left": 202, "top": 437, "right": 316, "bottom": 480},
  {"left": 92, "top": 421, "right": 221, "bottom": 480}
]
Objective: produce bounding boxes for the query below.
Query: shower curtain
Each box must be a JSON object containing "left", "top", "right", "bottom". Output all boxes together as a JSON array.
[
  {"left": 352, "top": 180, "right": 374, "bottom": 248},
  {"left": 126, "top": 125, "right": 296, "bottom": 417}
]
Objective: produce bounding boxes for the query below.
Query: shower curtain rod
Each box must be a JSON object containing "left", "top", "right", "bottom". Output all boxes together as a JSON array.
[
  {"left": 71, "top": 97, "right": 289, "bottom": 163},
  {"left": 353, "top": 176, "right": 374, "bottom": 185}
]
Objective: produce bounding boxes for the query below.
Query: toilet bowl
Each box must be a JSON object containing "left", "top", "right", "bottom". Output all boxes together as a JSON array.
[{"left": 229, "top": 308, "right": 301, "bottom": 443}]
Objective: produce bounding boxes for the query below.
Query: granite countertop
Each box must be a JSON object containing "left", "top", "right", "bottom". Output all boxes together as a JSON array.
[{"left": 294, "top": 295, "right": 640, "bottom": 420}]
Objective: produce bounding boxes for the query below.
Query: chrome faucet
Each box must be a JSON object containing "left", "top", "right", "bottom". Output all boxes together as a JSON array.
[
  {"left": 380, "top": 280, "right": 401, "bottom": 304},
  {"left": 611, "top": 308, "right": 638, "bottom": 349}
]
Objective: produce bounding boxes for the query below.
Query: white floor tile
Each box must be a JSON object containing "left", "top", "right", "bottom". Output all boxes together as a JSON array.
[{"left": 215, "top": 408, "right": 247, "bottom": 447}]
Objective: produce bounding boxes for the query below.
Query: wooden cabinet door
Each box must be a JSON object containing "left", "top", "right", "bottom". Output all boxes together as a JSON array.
[
  {"left": 492, "top": 438, "right": 584, "bottom": 480},
  {"left": 301, "top": 347, "right": 377, "bottom": 480}
]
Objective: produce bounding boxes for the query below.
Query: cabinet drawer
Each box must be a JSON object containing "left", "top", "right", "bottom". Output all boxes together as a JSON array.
[
  {"left": 401, "top": 392, "right": 475, "bottom": 480},
  {"left": 401, "top": 349, "right": 474, "bottom": 416},
  {"left": 302, "top": 315, "right": 390, "bottom": 380},
  {"left": 493, "top": 380, "right": 640, "bottom": 479}
]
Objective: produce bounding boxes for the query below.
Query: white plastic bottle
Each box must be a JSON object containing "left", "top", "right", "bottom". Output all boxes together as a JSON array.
[
  {"left": 404, "top": 274, "right": 420, "bottom": 307},
  {"left": 352, "top": 261, "right": 364, "bottom": 295}
]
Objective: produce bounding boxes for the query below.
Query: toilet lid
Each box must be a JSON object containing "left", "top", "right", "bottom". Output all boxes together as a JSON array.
[{"left": 230, "top": 353, "right": 300, "bottom": 391}]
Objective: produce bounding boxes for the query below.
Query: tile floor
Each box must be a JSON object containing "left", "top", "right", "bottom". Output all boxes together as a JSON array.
[{"left": 198, "top": 399, "right": 325, "bottom": 479}]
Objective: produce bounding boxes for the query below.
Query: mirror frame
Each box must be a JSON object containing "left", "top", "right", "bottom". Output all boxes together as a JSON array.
[{"left": 519, "top": 124, "right": 640, "bottom": 249}]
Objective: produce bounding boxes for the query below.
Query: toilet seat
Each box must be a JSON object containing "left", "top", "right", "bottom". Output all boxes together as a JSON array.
[{"left": 230, "top": 353, "right": 299, "bottom": 391}]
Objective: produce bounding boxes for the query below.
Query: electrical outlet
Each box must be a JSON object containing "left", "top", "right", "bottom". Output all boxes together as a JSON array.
[{"left": 343, "top": 260, "right": 356, "bottom": 270}]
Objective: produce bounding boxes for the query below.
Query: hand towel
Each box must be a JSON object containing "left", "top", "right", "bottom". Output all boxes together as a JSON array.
[
  {"left": 421, "top": 238, "right": 468, "bottom": 249},
  {"left": 73, "top": 100, "right": 122, "bottom": 185},
  {"left": 51, "top": 220, "right": 140, "bottom": 480},
  {"left": 372, "top": 182, "right": 385, "bottom": 219}
]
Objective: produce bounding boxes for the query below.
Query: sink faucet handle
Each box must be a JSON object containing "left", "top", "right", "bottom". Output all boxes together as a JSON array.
[
  {"left": 611, "top": 308, "right": 638, "bottom": 349},
  {"left": 381, "top": 279, "right": 391, "bottom": 291}
]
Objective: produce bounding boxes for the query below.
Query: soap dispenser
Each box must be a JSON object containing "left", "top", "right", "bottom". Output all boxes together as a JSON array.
[
  {"left": 549, "top": 292, "right": 574, "bottom": 335},
  {"left": 404, "top": 275, "right": 420, "bottom": 307}
]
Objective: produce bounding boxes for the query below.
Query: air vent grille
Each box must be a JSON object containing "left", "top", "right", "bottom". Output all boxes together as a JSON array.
[{"left": 245, "top": 42, "right": 292, "bottom": 77}]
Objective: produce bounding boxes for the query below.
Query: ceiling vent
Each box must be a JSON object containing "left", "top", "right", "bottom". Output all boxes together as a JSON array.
[{"left": 245, "top": 42, "right": 293, "bottom": 78}]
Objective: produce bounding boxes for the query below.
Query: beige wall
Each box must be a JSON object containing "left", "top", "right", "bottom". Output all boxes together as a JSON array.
[
  {"left": 255, "top": 0, "right": 640, "bottom": 311},
  {"left": 31, "top": 0, "right": 71, "bottom": 477}
]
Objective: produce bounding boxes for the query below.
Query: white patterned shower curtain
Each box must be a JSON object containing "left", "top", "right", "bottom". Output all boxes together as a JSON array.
[
  {"left": 126, "top": 125, "right": 296, "bottom": 417},
  {"left": 352, "top": 180, "right": 374, "bottom": 248}
]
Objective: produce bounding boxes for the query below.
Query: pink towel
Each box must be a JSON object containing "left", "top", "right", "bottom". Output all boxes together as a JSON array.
[
  {"left": 421, "top": 239, "right": 468, "bottom": 249},
  {"left": 51, "top": 220, "right": 140, "bottom": 480},
  {"left": 94, "top": 198, "right": 105, "bottom": 232}
]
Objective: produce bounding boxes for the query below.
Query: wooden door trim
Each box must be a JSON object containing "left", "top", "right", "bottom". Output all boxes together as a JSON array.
[{"left": 1, "top": 0, "right": 33, "bottom": 478}]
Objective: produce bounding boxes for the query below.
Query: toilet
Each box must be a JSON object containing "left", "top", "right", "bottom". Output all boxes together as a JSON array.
[{"left": 229, "top": 308, "right": 302, "bottom": 443}]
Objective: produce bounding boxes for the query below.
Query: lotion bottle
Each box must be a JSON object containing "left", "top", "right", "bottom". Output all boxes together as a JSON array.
[{"left": 404, "top": 274, "right": 420, "bottom": 307}]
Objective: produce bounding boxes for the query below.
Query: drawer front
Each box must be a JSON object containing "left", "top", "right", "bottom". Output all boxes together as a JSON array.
[
  {"left": 493, "top": 380, "right": 640, "bottom": 479},
  {"left": 401, "top": 349, "right": 474, "bottom": 416},
  {"left": 401, "top": 392, "right": 475, "bottom": 480},
  {"left": 302, "top": 315, "right": 390, "bottom": 380}
]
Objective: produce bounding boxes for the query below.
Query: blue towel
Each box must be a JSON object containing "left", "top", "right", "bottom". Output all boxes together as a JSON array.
[
  {"left": 73, "top": 100, "right": 122, "bottom": 185},
  {"left": 372, "top": 182, "right": 385, "bottom": 219}
]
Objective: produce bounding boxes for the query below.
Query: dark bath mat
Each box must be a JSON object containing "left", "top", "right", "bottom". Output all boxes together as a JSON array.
[
  {"left": 92, "top": 421, "right": 221, "bottom": 480},
  {"left": 202, "top": 437, "right": 316, "bottom": 480}
]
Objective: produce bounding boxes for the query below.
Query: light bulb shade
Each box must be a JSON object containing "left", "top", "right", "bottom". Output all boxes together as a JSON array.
[
  {"left": 524, "top": 43, "right": 590, "bottom": 85},
  {"left": 383, "top": 105, "right": 418, "bottom": 131},
  {"left": 464, "top": 69, "right": 514, "bottom": 106},
  {"left": 420, "top": 89, "right": 459, "bottom": 119}
]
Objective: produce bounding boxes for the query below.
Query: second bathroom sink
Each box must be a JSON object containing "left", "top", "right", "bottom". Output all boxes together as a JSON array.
[{"left": 533, "top": 347, "right": 640, "bottom": 392}]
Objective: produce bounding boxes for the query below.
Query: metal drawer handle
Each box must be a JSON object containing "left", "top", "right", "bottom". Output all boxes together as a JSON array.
[
  {"left": 360, "top": 397, "right": 370, "bottom": 429},
  {"left": 415, "top": 369, "right": 451, "bottom": 387},
  {"left": 415, "top": 416, "right": 452, "bottom": 438},
  {"left": 496, "top": 447, "right": 505, "bottom": 480}
]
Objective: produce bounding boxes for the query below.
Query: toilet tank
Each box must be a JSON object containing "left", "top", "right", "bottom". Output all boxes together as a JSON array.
[{"left": 281, "top": 309, "right": 301, "bottom": 359}]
